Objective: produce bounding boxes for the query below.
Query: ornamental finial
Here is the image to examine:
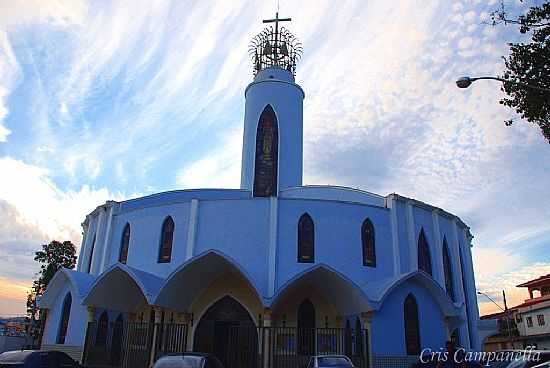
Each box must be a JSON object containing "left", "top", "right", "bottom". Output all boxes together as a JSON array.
[{"left": 248, "top": 12, "right": 303, "bottom": 76}]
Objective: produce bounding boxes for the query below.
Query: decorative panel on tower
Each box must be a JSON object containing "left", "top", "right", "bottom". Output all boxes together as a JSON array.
[{"left": 253, "top": 105, "right": 279, "bottom": 197}]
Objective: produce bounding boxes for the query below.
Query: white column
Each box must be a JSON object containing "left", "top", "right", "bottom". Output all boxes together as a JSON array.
[
  {"left": 431, "top": 210, "right": 445, "bottom": 287},
  {"left": 149, "top": 307, "right": 163, "bottom": 366},
  {"left": 91, "top": 207, "right": 106, "bottom": 275},
  {"left": 451, "top": 219, "right": 470, "bottom": 349},
  {"left": 461, "top": 228, "right": 481, "bottom": 350},
  {"left": 100, "top": 202, "right": 117, "bottom": 272},
  {"left": 388, "top": 195, "right": 401, "bottom": 277},
  {"left": 185, "top": 199, "right": 199, "bottom": 260},
  {"left": 268, "top": 197, "right": 278, "bottom": 297},
  {"left": 406, "top": 201, "right": 417, "bottom": 271},
  {"left": 76, "top": 221, "right": 89, "bottom": 271},
  {"left": 361, "top": 312, "right": 374, "bottom": 368}
]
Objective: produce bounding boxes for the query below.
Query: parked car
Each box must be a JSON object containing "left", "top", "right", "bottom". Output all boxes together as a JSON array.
[
  {"left": 152, "top": 353, "right": 224, "bottom": 368},
  {"left": 488, "top": 351, "right": 550, "bottom": 368},
  {"left": 306, "top": 355, "right": 355, "bottom": 368},
  {"left": 0, "top": 350, "right": 80, "bottom": 367}
]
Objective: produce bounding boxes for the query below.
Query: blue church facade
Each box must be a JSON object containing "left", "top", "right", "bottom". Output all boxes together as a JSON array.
[{"left": 38, "top": 16, "right": 486, "bottom": 368}]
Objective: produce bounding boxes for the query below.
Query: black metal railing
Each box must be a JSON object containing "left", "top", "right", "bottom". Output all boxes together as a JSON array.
[{"left": 83, "top": 322, "right": 369, "bottom": 368}]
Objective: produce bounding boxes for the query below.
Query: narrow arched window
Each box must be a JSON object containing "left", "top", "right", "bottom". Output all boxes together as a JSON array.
[
  {"left": 158, "top": 216, "right": 174, "bottom": 263},
  {"left": 253, "top": 105, "right": 279, "bottom": 197},
  {"left": 404, "top": 294, "right": 421, "bottom": 355},
  {"left": 442, "top": 237, "right": 455, "bottom": 301},
  {"left": 95, "top": 311, "right": 109, "bottom": 346},
  {"left": 57, "top": 293, "right": 72, "bottom": 344},
  {"left": 297, "top": 299, "right": 315, "bottom": 355},
  {"left": 297, "top": 213, "right": 314, "bottom": 263},
  {"left": 119, "top": 223, "right": 130, "bottom": 264},
  {"left": 418, "top": 228, "right": 432, "bottom": 276},
  {"left": 362, "top": 218, "right": 376, "bottom": 267},
  {"left": 87, "top": 234, "right": 96, "bottom": 274}
]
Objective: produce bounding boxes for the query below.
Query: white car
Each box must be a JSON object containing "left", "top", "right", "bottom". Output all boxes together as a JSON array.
[{"left": 306, "top": 355, "right": 355, "bottom": 368}]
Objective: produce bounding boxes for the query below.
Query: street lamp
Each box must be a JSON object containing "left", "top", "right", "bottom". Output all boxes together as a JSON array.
[
  {"left": 477, "top": 291, "right": 514, "bottom": 347},
  {"left": 456, "top": 76, "right": 550, "bottom": 92}
]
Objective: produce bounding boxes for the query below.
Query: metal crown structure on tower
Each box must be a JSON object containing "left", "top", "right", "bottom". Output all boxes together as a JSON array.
[{"left": 249, "top": 12, "right": 303, "bottom": 76}]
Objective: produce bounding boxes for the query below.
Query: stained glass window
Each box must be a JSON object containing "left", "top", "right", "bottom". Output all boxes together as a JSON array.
[
  {"left": 298, "top": 213, "right": 314, "bottom": 263},
  {"left": 443, "top": 237, "right": 455, "bottom": 301},
  {"left": 253, "top": 105, "right": 278, "bottom": 197},
  {"left": 418, "top": 228, "right": 432, "bottom": 276},
  {"left": 362, "top": 218, "right": 376, "bottom": 267},
  {"left": 119, "top": 223, "right": 130, "bottom": 264},
  {"left": 158, "top": 217, "right": 174, "bottom": 263}
]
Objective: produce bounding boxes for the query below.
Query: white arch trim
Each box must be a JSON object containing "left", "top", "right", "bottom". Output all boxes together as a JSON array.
[
  {"left": 270, "top": 263, "right": 373, "bottom": 315},
  {"left": 372, "top": 271, "right": 462, "bottom": 316},
  {"left": 155, "top": 250, "right": 265, "bottom": 311},
  {"left": 82, "top": 263, "right": 164, "bottom": 309},
  {"left": 39, "top": 268, "right": 96, "bottom": 309}
]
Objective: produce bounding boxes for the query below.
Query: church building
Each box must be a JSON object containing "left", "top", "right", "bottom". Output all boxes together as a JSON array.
[{"left": 38, "top": 14, "right": 483, "bottom": 368}]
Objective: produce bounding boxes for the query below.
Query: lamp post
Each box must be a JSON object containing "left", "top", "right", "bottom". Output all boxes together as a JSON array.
[
  {"left": 456, "top": 76, "right": 550, "bottom": 93},
  {"left": 477, "top": 290, "right": 514, "bottom": 348}
]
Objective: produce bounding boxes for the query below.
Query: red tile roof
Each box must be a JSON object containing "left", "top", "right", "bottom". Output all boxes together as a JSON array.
[{"left": 517, "top": 273, "right": 550, "bottom": 288}]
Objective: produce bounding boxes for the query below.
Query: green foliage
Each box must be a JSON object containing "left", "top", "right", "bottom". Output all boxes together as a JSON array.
[
  {"left": 26, "top": 240, "right": 77, "bottom": 341},
  {"left": 492, "top": 1, "right": 550, "bottom": 143}
]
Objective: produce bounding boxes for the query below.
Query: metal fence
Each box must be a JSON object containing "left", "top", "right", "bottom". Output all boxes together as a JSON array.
[{"left": 83, "top": 322, "right": 369, "bottom": 368}]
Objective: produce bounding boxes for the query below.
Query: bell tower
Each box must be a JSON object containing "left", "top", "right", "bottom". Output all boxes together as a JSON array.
[{"left": 240, "top": 13, "right": 304, "bottom": 196}]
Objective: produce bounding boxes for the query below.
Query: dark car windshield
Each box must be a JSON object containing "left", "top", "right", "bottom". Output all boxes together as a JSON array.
[
  {"left": 318, "top": 356, "right": 353, "bottom": 367},
  {"left": 0, "top": 350, "right": 34, "bottom": 363}
]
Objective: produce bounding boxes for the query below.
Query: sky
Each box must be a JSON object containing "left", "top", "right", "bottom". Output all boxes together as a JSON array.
[{"left": 0, "top": 0, "right": 549, "bottom": 317}]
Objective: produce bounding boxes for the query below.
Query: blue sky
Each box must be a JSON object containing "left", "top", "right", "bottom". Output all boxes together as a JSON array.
[{"left": 0, "top": 0, "right": 549, "bottom": 316}]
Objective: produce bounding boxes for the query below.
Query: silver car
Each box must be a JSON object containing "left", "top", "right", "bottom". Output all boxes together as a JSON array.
[
  {"left": 306, "top": 355, "right": 355, "bottom": 368},
  {"left": 152, "top": 353, "right": 224, "bottom": 368}
]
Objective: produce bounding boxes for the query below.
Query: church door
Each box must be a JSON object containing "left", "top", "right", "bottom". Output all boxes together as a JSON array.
[
  {"left": 297, "top": 299, "right": 316, "bottom": 355},
  {"left": 194, "top": 296, "right": 257, "bottom": 368}
]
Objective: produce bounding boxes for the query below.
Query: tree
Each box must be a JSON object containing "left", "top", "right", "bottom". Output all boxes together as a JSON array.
[
  {"left": 490, "top": 1, "right": 550, "bottom": 143},
  {"left": 26, "top": 240, "right": 77, "bottom": 343}
]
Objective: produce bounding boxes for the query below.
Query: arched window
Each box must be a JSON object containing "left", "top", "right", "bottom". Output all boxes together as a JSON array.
[
  {"left": 119, "top": 223, "right": 130, "bottom": 264},
  {"left": 297, "top": 299, "right": 315, "bottom": 354},
  {"left": 253, "top": 105, "right": 279, "bottom": 197},
  {"left": 297, "top": 213, "right": 314, "bottom": 263},
  {"left": 450, "top": 329, "right": 459, "bottom": 346},
  {"left": 87, "top": 234, "right": 96, "bottom": 274},
  {"left": 57, "top": 293, "right": 72, "bottom": 344},
  {"left": 442, "top": 237, "right": 455, "bottom": 301},
  {"left": 95, "top": 311, "right": 109, "bottom": 346},
  {"left": 404, "top": 294, "right": 421, "bottom": 355},
  {"left": 158, "top": 216, "right": 174, "bottom": 263},
  {"left": 417, "top": 228, "right": 432, "bottom": 276},
  {"left": 362, "top": 218, "right": 376, "bottom": 267}
]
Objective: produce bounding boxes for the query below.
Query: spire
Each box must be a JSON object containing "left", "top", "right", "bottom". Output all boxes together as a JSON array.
[{"left": 248, "top": 12, "right": 303, "bottom": 76}]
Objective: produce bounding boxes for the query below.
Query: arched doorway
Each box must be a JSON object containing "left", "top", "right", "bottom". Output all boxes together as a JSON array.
[{"left": 194, "top": 296, "right": 257, "bottom": 368}]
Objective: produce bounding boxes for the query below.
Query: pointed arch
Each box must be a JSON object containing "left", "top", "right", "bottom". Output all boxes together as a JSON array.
[
  {"left": 271, "top": 264, "right": 372, "bottom": 315},
  {"left": 418, "top": 228, "right": 432, "bottom": 276},
  {"left": 96, "top": 311, "right": 109, "bottom": 346},
  {"left": 253, "top": 104, "right": 279, "bottom": 197},
  {"left": 442, "top": 237, "right": 455, "bottom": 301},
  {"left": 158, "top": 216, "right": 174, "bottom": 263},
  {"left": 57, "top": 293, "right": 72, "bottom": 344},
  {"left": 155, "top": 250, "right": 264, "bottom": 311},
  {"left": 298, "top": 213, "right": 314, "bottom": 263},
  {"left": 404, "top": 293, "right": 421, "bottom": 355},
  {"left": 83, "top": 264, "right": 163, "bottom": 312},
  {"left": 119, "top": 223, "right": 130, "bottom": 264},
  {"left": 362, "top": 218, "right": 376, "bottom": 267},
  {"left": 87, "top": 234, "right": 96, "bottom": 273},
  {"left": 297, "top": 299, "right": 315, "bottom": 354}
]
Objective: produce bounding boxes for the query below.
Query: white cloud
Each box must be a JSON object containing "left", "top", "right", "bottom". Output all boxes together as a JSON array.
[
  {"left": 177, "top": 129, "right": 242, "bottom": 189},
  {"left": 0, "top": 157, "right": 121, "bottom": 246}
]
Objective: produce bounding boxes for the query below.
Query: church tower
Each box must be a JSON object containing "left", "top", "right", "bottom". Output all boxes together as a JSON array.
[{"left": 240, "top": 13, "right": 304, "bottom": 196}]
